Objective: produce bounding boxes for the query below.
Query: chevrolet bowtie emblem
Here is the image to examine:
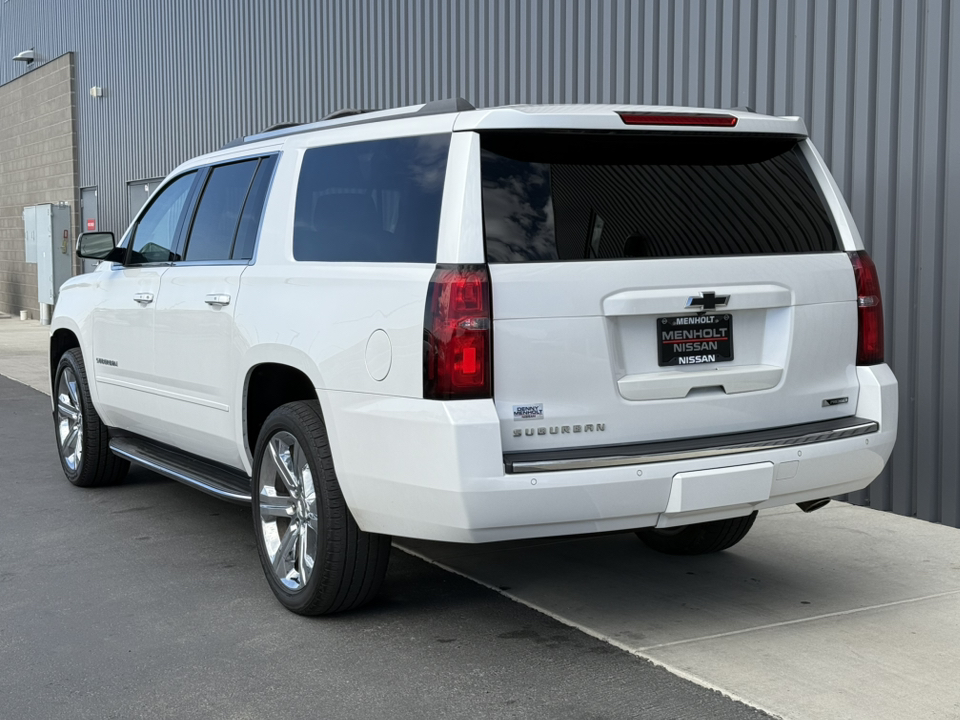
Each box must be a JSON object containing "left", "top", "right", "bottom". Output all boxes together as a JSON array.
[{"left": 686, "top": 291, "right": 730, "bottom": 312}]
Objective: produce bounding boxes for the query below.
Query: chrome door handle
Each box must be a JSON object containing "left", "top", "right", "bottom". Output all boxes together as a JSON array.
[
  {"left": 204, "top": 293, "right": 231, "bottom": 307},
  {"left": 133, "top": 293, "right": 154, "bottom": 305}
]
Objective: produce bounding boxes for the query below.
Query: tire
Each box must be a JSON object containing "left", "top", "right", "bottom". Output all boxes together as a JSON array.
[
  {"left": 53, "top": 348, "right": 129, "bottom": 487},
  {"left": 251, "top": 400, "right": 391, "bottom": 615},
  {"left": 635, "top": 512, "right": 758, "bottom": 555}
]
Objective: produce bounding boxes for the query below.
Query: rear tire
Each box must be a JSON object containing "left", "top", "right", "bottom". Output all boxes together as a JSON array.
[
  {"left": 252, "top": 400, "right": 391, "bottom": 615},
  {"left": 53, "top": 348, "right": 129, "bottom": 487},
  {"left": 635, "top": 512, "right": 758, "bottom": 555}
]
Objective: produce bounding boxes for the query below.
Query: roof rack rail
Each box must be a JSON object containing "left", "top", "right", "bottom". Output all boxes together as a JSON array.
[
  {"left": 322, "top": 108, "right": 369, "bottom": 120},
  {"left": 221, "top": 121, "right": 302, "bottom": 149},
  {"left": 264, "top": 121, "right": 303, "bottom": 131},
  {"left": 221, "top": 97, "right": 476, "bottom": 150}
]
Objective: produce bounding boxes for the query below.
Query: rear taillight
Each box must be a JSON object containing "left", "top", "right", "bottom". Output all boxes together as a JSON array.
[
  {"left": 848, "top": 250, "right": 884, "bottom": 365},
  {"left": 423, "top": 264, "right": 492, "bottom": 400}
]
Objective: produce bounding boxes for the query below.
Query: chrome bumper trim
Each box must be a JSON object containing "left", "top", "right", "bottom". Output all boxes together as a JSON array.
[{"left": 507, "top": 420, "right": 879, "bottom": 474}]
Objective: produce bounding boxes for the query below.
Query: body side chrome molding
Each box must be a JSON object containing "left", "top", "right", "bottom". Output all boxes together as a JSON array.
[
  {"left": 506, "top": 419, "right": 879, "bottom": 474},
  {"left": 95, "top": 376, "right": 230, "bottom": 412}
]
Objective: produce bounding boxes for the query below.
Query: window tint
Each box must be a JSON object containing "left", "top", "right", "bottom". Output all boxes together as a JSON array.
[
  {"left": 293, "top": 134, "right": 450, "bottom": 263},
  {"left": 184, "top": 160, "right": 259, "bottom": 262},
  {"left": 480, "top": 133, "right": 838, "bottom": 263},
  {"left": 129, "top": 172, "right": 197, "bottom": 264},
  {"left": 233, "top": 155, "right": 277, "bottom": 261}
]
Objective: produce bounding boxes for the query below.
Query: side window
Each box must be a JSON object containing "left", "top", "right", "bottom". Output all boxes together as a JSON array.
[
  {"left": 128, "top": 172, "right": 197, "bottom": 264},
  {"left": 232, "top": 155, "right": 278, "bottom": 261},
  {"left": 183, "top": 160, "right": 259, "bottom": 262},
  {"left": 293, "top": 134, "right": 449, "bottom": 263}
]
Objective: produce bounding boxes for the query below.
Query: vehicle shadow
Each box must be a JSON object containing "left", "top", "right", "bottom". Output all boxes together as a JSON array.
[{"left": 395, "top": 506, "right": 957, "bottom": 650}]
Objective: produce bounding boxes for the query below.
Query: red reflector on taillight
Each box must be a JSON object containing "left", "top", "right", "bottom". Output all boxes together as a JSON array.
[
  {"left": 848, "top": 250, "right": 884, "bottom": 365},
  {"left": 618, "top": 112, "right": 738, "bottom": 128},
  {"left": 423, "top": 264, "right": 492, "bottom": 400}
]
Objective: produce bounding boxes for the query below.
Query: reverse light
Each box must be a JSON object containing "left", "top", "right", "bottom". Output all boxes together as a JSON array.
[
  {"left": 423, "top": 264, "right": 492, "bottom": 400},
  {"left": 848, "top": 250, "right": 884, "bottom": 365},
  {"left": 617, "top": 112, "right": 738, "bottom": 128}
]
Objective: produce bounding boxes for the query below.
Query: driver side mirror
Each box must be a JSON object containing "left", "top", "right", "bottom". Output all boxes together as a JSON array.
[{"left": 77, "top": 232, "right": 124, "bottom": 263}]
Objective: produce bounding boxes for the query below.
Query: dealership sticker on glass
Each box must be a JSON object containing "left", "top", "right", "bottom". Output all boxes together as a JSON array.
[{"left": 658, "top": 315, "right": 734, "bottom": 366}]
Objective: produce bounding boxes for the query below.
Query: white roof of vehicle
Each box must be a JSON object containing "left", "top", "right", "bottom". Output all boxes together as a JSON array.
[
  {"left": 180, "top": 101, "right": 808, "bottom": 175},
  {"left": 241, "top": 100, "right": 807, "bottom": 147}
]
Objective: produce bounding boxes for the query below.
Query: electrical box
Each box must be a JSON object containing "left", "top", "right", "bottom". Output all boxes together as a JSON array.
[
  {"left": 24, "top": 204, "right": 73, "bottom": 306},
  {"left": 22, "top": 206, "right": 37, "bottom": 263}
]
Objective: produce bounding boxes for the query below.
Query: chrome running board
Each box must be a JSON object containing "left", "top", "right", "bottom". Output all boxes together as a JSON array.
[
  {"left": 110, "top": 436, "right": 252, "bottom": 504},
  {"left": 504, "top": 417, "right": 879, "bottom": 474}
]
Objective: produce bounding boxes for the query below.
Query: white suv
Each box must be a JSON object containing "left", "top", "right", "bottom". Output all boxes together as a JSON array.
[{"left": 51, "top": 100, "right": 898, "bottom": 615}]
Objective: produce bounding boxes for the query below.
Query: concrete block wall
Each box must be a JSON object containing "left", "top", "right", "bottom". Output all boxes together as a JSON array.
[{"left": 0, "top": 53, "right": 78, "bottom": 318}]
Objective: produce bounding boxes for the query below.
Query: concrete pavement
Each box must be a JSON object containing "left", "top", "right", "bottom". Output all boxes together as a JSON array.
[
  {"left": 0, "top": 316, "right": 48, "bottom": 393},
  {"left": 3, "top": 314, "right": 958, "bottom": 719}
]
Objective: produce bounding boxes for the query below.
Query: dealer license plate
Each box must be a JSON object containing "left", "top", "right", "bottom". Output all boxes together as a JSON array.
[{"left": 658, "top": 314, "right": 734, "bottom": 367}]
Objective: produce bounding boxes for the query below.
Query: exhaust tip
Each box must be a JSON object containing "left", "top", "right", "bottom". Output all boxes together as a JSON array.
[{"left": 797, "top": 498, "right": 831, "bottom": 514}]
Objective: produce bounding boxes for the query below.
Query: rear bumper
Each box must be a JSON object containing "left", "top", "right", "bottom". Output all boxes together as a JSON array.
[
  {"left": 321, "top": 364, "right": 897, "bottom": 543},
  {"left": 503, "top": 415, "right": 878, "bottom": 474}
]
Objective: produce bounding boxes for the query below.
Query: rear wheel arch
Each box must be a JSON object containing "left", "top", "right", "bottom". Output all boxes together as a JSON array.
[{"left": 243, "top": 362, "right": 320, "bottom": 461}]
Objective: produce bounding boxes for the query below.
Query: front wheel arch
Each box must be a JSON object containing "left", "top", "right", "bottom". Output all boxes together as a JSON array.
[{"left": 50, "top": 328, "right": 81, "bottom": 396}]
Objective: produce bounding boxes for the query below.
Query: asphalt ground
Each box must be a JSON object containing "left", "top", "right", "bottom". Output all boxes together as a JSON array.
[{"left": 0, "top": 373, "right": 772, "bottom": 720}]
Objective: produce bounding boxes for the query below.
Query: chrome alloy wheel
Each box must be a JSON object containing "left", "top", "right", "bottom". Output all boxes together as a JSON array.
[
  {"left": 258, "top": 431, "right": 319, "bottom": 591},
  {"left": 56, "top": 367, "right": 84, "bottom": 472}
]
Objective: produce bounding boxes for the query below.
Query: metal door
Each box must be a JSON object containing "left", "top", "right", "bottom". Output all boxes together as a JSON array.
[
  {"left": 80, "top": 187, "right": 99, "bottom": 273},
  {"left": 91, "top": 266, "right": 168, "bottom": 432},
  {"left": 126, "top": 178, "right": 163, "bottom": 224},
  {"left": 153, "top": 265, "right": 247, "bottom": 467}
]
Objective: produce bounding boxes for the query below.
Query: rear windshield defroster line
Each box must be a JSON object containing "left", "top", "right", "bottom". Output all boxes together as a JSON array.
[{"left": 479, "top": 132, "right": 839, "bottom": 263}]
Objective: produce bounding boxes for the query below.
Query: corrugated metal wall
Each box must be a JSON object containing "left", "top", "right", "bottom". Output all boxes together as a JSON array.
[{"left": 1, "top": 0, "right": 957, "bottom": 525}]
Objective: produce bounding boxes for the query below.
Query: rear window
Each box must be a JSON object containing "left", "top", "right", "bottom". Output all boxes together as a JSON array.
[
  {"left": 294, "top": 134, "right": 450, "bottom": 263},
  {"left": 480, "top": 132, "right": 838, "bottom": 263}
]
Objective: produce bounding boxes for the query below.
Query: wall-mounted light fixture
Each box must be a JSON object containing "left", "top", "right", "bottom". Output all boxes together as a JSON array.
[
  {"left": 89, "top": 86, "right": 103, "bottom": 98},
  {"left": 13, "top": 49, "right": 35, "bottom": 64}
]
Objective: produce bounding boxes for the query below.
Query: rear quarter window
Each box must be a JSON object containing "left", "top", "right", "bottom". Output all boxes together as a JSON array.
[
  {"left": 294, "top": 134, "right": 450, "bottom": 263},
  {"left": 480, "top": 132, "right": 838, "bottom": 262},
  {"left": 184, "top": 159, "right": 259, "bottom": 262}
]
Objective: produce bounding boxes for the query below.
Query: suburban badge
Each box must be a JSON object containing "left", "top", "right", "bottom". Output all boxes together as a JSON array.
[{"left": 513, "top": 423, "right": 605, "bottom": 438}]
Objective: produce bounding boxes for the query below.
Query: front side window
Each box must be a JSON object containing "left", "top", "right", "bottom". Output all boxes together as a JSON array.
[
  {"left": 128, "top": 171, "right": 197, "bottom": 264},
  {"left": 184, "top": 160, "right": 260, "bottom": 262},
  {"left": 293, "top": 134, "right": 450, "bottom": 263},
  {"left": 480, "top": 132, "right": 838, "bottom": 262}
]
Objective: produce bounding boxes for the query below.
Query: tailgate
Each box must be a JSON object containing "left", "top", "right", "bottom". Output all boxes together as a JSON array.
[{"left": 477, "top": 129, "right": 860, "bottom": 453}]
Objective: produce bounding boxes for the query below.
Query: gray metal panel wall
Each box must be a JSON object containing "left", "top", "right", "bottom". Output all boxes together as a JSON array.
[{"left": 0, "top": 0, "right": 957, "bottom": 525}]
